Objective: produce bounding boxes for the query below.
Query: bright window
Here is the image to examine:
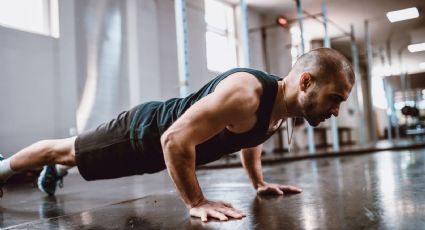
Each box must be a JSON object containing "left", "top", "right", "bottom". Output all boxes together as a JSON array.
[
  {"left": 371, "top": 65, "right": 389, "bottom": 109},
  {"left": 204, "top": 0, "right": 237, "bottom": 72},
  {"left": 0, "top": 0, "right": 59, "bottom": 38}
]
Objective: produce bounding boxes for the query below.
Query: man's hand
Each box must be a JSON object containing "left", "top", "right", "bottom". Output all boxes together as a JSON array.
[
  {"left": 256, "top": 182, "right": 302, "bottom": 195},
  {"left": 190, "top": 198, "right": 246, "bottom": 222}
]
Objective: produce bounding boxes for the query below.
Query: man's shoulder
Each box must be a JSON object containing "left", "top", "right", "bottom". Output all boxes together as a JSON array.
[
  {"left": 215, "top": 72, "right": 262, "bottom": 99},
  {"left": 226, "top": 67, "right": 267, "bottom": 75},
  {"left": 209, "top": 73, "right": 261, "bottom": 118}
]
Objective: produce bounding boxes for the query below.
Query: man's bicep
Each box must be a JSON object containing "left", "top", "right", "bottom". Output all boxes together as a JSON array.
[{"left": 163, "top": 94, "right": 237, "bottom": 146}]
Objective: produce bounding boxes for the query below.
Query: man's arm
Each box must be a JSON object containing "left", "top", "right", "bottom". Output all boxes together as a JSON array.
[
  {"left": 240, "top": 145, "right": 266, "bottom": 189},
  {"left": 240, "top": 145, "right": 303, "bottom": 195},
  {"left": 161, "top": 72, "right": 260, "bottom": 221}
]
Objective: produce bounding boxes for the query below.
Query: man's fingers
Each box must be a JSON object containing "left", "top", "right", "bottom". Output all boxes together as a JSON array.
[
  {"left": 279, "top": 185, "right": 303, "bottom": 193},
  {"left": 201, "top": 212, "right": 208, "bottom": 222},
  {"left": 217, "top": 200, "right": 246, "bottom": 216},
  {"left": 258, "top": 186, "right": 283, "bottom": 195},
  {"left": 219, "top": 200, "right": 234, "bottom": 208},
  {"left": 190, "top": 209, "right": 208, "bottom": 222},
  {"left": 190, "top": 200, "right": 246, "bottom": 222},
  {"left": 233, "top": 208, "right": 246, "bottom": 216},
  {"left": 225, "top": 207, "right": 246, "bottom": 216},
  {"left": 208, "top": 210, "right": 228, "bottom": 221},
  {"left": 275, "top": 187, "right": 284, "bottom": 195},
  {"left": 217, "top": 208, "right": 244, "bottom": 219},
  {"left": 219, "top": 201, "right": 246, "bottom": 217}
]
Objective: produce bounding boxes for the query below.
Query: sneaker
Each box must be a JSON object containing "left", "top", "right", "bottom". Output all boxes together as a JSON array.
[
  {"left": 0, "top": 154, "right": 4, "bottom": 197},
  {"left": 37, "top": 165, "right": 68, "bottom": 196}
]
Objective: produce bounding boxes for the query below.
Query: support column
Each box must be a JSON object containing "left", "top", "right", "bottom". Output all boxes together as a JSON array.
[
  {"left": 364, "top": 20, "right": 377, "bottom": 141},
  {"left": 127, "top": 0, "right": 140, "bottom": 107},
  {"left": 58, "top": 0, "right": 78, "bottom": 136},
  {"left": 296, "top": 0, "right": 316, "bottom": 154},
  {"left": 175, "top": 0, "right": 190, "bottom": 97},
  {"left": 386, "top": 40, "right": 399, "bottom": 139},
  {"left": 322, "top": 0, "right": 339, "bottom": 151},
  {"left": 379, "top": 46, "right": 393, "bottom": 141},
  {"left": 350, "top": 24, "right": 366, "bottom": 145},
  {"left": 240, "top": 0, "right": 251, "bottom": 67},
  {"left": 383, "top": 79, "right": 394, "bottom": 140},
  {"left": 396, "top": 49, "right": 406, "bottom": 138}
]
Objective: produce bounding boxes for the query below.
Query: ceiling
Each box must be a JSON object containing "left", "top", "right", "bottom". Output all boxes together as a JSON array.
[{"left": 227, "top": 0, "right": 425, "bottom": 74}]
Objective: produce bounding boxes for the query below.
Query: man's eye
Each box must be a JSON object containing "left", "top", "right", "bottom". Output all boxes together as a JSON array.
[{"left": 330, "top": 95, "right": 342, "bottom": 102}]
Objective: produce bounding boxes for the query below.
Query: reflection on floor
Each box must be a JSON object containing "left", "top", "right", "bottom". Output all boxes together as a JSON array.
[
  {"left": 204, "top": 139, "right": 425, "bottom": 168},
  {"left": 2, "top": 148, "right": 425, "bottom": 229}
]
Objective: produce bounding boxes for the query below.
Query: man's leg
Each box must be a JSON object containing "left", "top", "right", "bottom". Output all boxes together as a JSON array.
[
  {"left": 10, "top": 136, "right": 77, "bottom": 172},
  {"left": 0, "top": 136, "right": 77, "bottom": 184}
]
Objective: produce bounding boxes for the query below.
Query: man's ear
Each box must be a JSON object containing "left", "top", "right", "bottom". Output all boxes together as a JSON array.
[{"left": 299, "top": 72, "right": 312, "bottom": 92}]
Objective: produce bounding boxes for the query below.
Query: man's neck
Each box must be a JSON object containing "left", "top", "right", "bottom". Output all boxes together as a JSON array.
[{"left": 271, "top": 79, "right": 298, "bottom": 122}]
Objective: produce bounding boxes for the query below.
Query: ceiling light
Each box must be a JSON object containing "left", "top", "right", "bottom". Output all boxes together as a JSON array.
[
  {"left": 386, "top": 7, "right": 419, "bottom": 23},
  {"left": 420, "top": 62, "right": 425, "bottom": 69},
  {"left": 408, "top": 42, "right": 425, "bottom": 52}
]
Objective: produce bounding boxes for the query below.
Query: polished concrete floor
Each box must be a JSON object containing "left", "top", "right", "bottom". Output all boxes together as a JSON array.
[
  {"left": 204, "top": 139, "right": 425, "bottom": 169},
  {"left": 2, "top": 148, "right": 425, "bottom": 229}
]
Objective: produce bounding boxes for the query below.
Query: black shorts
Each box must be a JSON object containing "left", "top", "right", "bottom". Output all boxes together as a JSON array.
[{"left": 75, "top": 106, "right": 145, "bottom": 181}]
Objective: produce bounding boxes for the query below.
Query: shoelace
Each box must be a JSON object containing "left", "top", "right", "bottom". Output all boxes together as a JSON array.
[
  {"left": 57, "top": 172, "right": 68, "bottom": 188},
  {"left": 57, "top": 177, "right": 64, "bottom": 188}
]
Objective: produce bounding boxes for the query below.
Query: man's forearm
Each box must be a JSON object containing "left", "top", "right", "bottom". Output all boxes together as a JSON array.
[
  {"left": 240, "top": 145, "right": 265, "bottom": 189},
  {"left": 163, "top": 142, "right": 204, "bottom": 208}
]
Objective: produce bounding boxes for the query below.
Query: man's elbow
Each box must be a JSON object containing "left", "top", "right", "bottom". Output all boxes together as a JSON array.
[
  {"left": 161, "top": 133, "right": 178, "bottom": 154},
  {"left": 161, "top": 133, "right": 193, "bottom": 160},
  {"left": 160, "top": 132, "right": 172, "bottom": 150}
]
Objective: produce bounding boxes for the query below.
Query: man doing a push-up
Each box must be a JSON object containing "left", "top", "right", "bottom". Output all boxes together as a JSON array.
[{"left": 0, "top": 48, "right": 354, "bottom": 222}]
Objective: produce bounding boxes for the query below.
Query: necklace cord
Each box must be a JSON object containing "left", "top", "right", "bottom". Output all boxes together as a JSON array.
[{"left": 283, "top": 82, "right": 296, "bottom": 152}]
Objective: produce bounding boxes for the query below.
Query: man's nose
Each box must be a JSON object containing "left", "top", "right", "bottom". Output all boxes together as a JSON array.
[{"left": 330, "top": 106, "right": 340, "bottom": 117}]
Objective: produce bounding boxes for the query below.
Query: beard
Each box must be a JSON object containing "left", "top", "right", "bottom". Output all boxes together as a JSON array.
[{"left": 301, "top": 90, "right": 325, "bottom": 127}]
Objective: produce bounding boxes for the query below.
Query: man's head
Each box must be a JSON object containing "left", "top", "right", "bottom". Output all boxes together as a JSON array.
[{"left": 288, "top": 48, "right": 355, "bottom": 127}]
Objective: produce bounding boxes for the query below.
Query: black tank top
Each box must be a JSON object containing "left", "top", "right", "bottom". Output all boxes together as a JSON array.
[{"left": 130, "top": 68, "right": 282, "bottom": 173}]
